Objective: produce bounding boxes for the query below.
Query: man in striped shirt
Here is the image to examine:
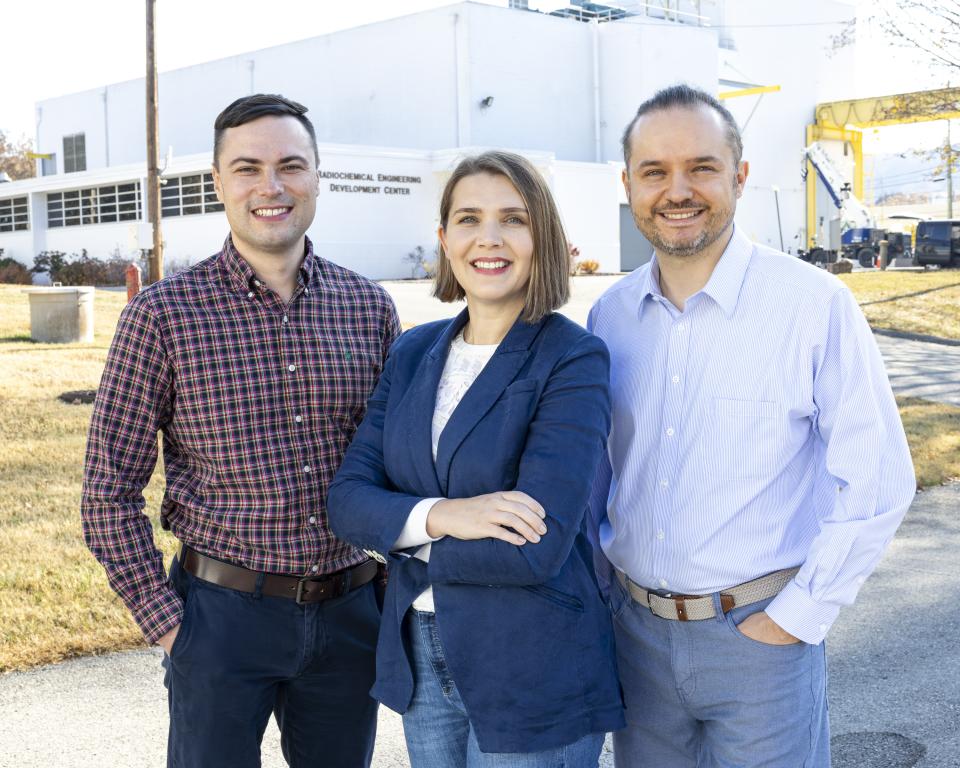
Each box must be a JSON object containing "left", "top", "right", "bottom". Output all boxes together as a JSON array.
[
  {"left": 588, "top": 84, "right": 915, "bottom": 767},
  {"left": 82, "top": 94, "right": 400, "bottom": 767}
]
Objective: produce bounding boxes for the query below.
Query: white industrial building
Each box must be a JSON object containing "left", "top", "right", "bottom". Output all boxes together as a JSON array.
[{"left": 0, "top": 0, "right": 855, "bottom": 280}]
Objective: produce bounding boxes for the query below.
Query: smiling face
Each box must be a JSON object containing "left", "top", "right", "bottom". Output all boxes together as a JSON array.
[
  {"left": 622, "top": 104, "right": 748, "bottom": 261},
  {"left": 211, "top": 115, "right": 319, "bottom": 263},
  {"left": 438, "top": 172, "right": 534, "bottom": 317}
]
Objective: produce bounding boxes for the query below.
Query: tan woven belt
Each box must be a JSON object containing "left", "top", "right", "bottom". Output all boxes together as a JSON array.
[{"left": 616, "top": 567, "right": 800, "bottom": 621}]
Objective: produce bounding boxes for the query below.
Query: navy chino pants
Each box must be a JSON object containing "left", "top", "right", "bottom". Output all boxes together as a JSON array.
[{"left": 162, "top": 555, "right": 380, "bottom": 768}]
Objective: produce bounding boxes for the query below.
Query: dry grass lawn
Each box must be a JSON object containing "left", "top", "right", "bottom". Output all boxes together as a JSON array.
[
  {"left": 839, "top": 270, "right": 960, "bottom": 340},
  {"left": 0, "top": 278, "right": 958, "bottom": 671}
]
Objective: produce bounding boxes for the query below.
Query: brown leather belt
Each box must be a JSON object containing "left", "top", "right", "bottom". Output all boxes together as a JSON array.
[{"left": 181, "top": 547, "right": 378, "bottom": 605}]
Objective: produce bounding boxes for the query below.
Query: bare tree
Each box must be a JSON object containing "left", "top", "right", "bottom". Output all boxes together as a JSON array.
[
  {"left": 832, "top": 1, "right": 960, "bottom": 71},
  {"left": 0, "top": 130, "right": 35, "bottom": 180}
]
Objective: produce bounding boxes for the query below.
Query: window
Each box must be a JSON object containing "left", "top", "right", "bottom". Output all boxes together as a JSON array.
[
  {"left": 0, "top": 196, "right": 29, "bottom": 232},
  {"left": 63, "top": 134, "right": 86, "bottom": 173},
  {"left": 47, "top": 182, "right": 141, "bottom": 228},
  {"left": 161, "top": 172, "right": 224, "bottom": 217}
]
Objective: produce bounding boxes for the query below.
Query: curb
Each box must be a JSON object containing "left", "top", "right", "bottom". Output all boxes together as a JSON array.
[{"left": 871, "top": 327, "right": 960, "bottom": 347}]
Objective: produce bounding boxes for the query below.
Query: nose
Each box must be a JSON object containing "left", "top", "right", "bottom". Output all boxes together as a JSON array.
[
  {"left": 477, "top": 221, "right": 503, "bottom": 248},
  {"left": 257, "top": 169, "right": 284, "bottom": 198},
  {"left": 664, "top": 172, "right": 694, "bottom": 204}
]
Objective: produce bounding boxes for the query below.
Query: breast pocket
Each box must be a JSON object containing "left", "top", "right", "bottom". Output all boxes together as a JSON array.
[{"left": 709, "top": 398, "right": 780, "bottom": 480}]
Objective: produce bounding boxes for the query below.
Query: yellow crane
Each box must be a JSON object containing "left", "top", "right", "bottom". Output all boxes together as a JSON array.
[{"left": 806, "top": 86, "right": 960, "bottom": 249}]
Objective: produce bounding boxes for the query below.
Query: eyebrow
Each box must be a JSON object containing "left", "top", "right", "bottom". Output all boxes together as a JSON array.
[
  {"left": 636, "top": 155, "right": 724, "bottom": 168},
  {"left": 452, "top": 206, "right": 528, "bottom": 214},
  {"left": 228, "top": 155, "right": 309, "bottom": 167}
]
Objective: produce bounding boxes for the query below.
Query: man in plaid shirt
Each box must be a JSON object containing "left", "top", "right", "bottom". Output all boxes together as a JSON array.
[{"left": 82, "top": 94, "right": 400, "bottom": 767}]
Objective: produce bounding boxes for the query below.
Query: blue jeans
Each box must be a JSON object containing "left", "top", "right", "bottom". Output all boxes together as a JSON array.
[
  {"left": 609, "top": 576, "right": 830, "bottom": 767},
  {"left": 162, "top": 555, "right": 380, "bottom": 768},
  {"left": 403, "top": 610, "right": 605, "bottom": 767}
]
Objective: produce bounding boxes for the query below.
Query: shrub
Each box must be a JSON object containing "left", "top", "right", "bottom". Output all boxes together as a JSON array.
[
  {"left": 575, "top": 259, "right": 600, "bottom": 275},
  {"left": 0, "top": 256, "right": 32, "bottom": 284},
  {"left": 31, "top": 248, "right": 145, "bottom": 286}
]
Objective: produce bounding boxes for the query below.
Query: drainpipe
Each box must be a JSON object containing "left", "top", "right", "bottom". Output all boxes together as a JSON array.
[
  {"left": 103, "top": 89, "right": 110, "bottom": 167},
  {"left": 592, "top": 18, "right": 602, "bottom": 162},
  {"left": 454, "top": 12, "right": 471, "bottom": 147}
]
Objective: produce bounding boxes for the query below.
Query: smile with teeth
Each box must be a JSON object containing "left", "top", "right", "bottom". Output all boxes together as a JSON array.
[
  {"left": 659, "top": 210, "right": 702, "bottom": 220},
  {"left": 472, "top": 259, "right": 510, "bottom": 270},
  {"left": 252, "top": 206, "right": 292, "bottom": 217}
]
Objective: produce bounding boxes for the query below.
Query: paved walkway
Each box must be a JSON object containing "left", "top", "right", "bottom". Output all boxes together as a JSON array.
[{"left": 2, "top": 483, "right": 956, "bottom": 767}]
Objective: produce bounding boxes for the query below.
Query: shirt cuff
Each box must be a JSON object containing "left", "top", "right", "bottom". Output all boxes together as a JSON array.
[
  {"left": 132, "top": 584, "right": 185, "bottom": 645},
  {"left": 764, "top": 579, "right": 841, "bottom": 645},
  {"left": 393, "top": 498, "right": 445, "bottom": 550}
]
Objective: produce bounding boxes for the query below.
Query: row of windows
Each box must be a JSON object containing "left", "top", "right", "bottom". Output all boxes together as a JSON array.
[
  {"left": 0, "top": 196, "right": 29, "bottom": 232},
  {"left": 48, "top": 184, "right": 141, "bottom": 228},
  {"left": 161, "top": 173, "right": 224, "bottom": 216},
  {"left": 44, "top": 173, "right": 225, "bottom": 228}
]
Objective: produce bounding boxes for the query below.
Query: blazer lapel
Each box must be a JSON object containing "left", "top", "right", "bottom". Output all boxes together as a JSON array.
[
  {"left": 434, "top": 315, "right": 545, "bottom": 493},
  {"left": 396, "top": 311, "right": 469, "bottom": 497}
]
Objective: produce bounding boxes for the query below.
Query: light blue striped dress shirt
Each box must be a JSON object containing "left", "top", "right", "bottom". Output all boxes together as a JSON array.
[{"left": 587, "top": 228, "right": 915, "bottom": 644}]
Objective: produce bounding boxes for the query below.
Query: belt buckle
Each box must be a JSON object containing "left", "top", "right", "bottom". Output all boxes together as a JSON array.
[{"left": 295, "top": 573, "right": 346, "bottom": 604}]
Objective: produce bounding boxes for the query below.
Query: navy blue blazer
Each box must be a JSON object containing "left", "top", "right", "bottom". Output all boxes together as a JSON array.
[{"left": 327, "top": 309, "right": 624, "bottom": 754}]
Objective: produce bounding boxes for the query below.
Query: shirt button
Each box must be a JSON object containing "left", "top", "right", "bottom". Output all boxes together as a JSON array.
[
  {"left": 659, "top": 578, "right": 669, "bottom": 589},
  {"left": 282, "top": 315, "right": 289, "bottom": 324},
  {"left": 308, "top": 515, "right": 317, "bottom": 524},
  {"left": 247, "top": 291, "right": 254, "bottom": 299},
  {"left": 311, "top": 564, "right": 319, "bottom": 573},
  {"left": 288, "top": 364, "right": 296, "bottom": 372},
  {"left": 672, "top": 374, "right": 680, "bottom": 384},
  {"left": 665, "top": 427, "right": 675, "bottom": 437},
  {"left": 660, "top": 479, "right": 669, "bottom": 488},
  {"left": 294, "top": 414, "right": 303, "bottom": 423},
  {"left": 676, "top": 323, "right": 685, "bottom": 332},
  {"left": 303, "top": 465, "right": 311, "bottom": 473},
  {"left": 657, "top": 530, "right": 665, "bottom": 540}
]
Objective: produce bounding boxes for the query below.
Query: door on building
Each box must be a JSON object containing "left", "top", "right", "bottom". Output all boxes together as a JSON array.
[{"left": 619, "top": 204, "right": 654, "bottom": 271}]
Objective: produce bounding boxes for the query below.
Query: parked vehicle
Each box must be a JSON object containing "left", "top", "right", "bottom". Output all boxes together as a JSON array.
[{"left": 914, "top": 220, "right": 960, "bottom": 267}]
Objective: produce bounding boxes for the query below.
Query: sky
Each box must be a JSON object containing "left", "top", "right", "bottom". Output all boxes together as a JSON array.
[{"left": 0, "top": 0, "right": 953, "bottom": 154}]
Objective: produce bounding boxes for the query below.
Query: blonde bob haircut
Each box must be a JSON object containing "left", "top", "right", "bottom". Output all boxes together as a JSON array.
[{"left": 433, "top": 151, "right": 570, "bottom": 324}]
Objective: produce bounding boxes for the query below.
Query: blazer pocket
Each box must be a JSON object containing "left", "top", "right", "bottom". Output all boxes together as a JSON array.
[
  {"left": 522, "top": 584, "right": 585, "bottom": 612},
  {"left": 503, "top": 378, "right": 540, "bottom": 397}
]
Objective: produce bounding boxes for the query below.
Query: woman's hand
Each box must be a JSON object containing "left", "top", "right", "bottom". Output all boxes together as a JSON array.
[{"left": 426, "top": 491, "right": 547, "bottom": 545}]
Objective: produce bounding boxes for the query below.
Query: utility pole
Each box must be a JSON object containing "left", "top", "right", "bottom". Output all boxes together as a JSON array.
[
  {"left": 145, "top": 0, "right": 163, "bottom": 283},
  {"left": 948, "top": 119, "right": 954, "bottom": 219}
]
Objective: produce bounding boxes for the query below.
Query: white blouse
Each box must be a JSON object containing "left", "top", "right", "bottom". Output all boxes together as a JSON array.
[{"left": 393, "top": 330, "right": 498, "bottom": 613}]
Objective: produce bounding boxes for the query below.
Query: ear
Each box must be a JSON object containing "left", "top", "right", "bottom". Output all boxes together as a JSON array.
[
  {"left": 437, "top": 225, "right": 447, "bottom": 257},
  {"left": 315, "top": 168, "right": 320, "bottom": 198},
  {"left": 735, "top": 160, "right": 749, "bottom": 199},
  {"left": 621, "top": 167, "right": 631, "bottom": 199},
  {"left": 211, "top": 165, "right": 224, "bottom": 203}
]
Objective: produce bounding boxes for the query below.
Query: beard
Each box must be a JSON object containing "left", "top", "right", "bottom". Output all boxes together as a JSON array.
[{"left": 633, "top": 201, "right": 734, "bottom": 258}]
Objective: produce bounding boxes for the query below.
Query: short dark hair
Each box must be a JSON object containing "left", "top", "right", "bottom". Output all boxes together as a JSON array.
[
  {"left": 621, "top": 84, "right": 743, "bottom": 169},
  {"left": 213, "top": 94, "right": 319, "bottom": 168},
  {"left": 434, "top": 151, "right": 570, "bottom": 324}
]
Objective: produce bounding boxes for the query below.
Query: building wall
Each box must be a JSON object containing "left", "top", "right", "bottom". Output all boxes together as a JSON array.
[
  {"left": 720, "top": 0, "right": 856, "bottom": 252},
  {"left": 11, "top": 1, "right": 861, "bottom": 278}
]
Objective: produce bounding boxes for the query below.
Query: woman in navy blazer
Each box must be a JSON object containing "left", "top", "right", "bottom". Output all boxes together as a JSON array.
[{"left": 327, "top": 151, "right": 624, "bottom": 766}]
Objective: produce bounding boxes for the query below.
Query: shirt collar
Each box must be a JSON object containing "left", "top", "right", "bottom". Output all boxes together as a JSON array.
[
  {"left": 636, "top": 226, "right": 753, "bottom": 320},
  {"left": 700, "top": 226, "right": 753, "bottom": 318},
  {"left": 219, "top": 235, "right": 317, "bottom": 296}
]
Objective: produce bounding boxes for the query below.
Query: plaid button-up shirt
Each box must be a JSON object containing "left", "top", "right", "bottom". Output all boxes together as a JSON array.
[{"left": 82, "top": 236, "right": 401, "bottom": 643}]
